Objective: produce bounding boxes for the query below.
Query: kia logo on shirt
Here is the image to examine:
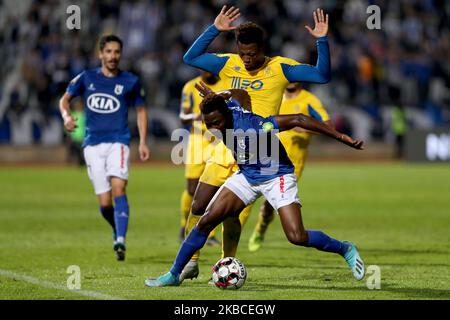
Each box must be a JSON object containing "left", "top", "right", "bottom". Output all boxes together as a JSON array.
[{"left": 87, "top": 93, "right": 120, "bottom": 114}]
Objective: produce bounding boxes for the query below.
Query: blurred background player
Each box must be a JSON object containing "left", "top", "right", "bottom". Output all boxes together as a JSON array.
[
  {"left": 247, "top": 82, "right": 333, "bottom": 252},
  {"left": 66, "top": 100, "right": 86, "bottom": 166},
  {"left": 179, "top": 71, "right": 224, "bottom": 246},
  {"left": 390, "top": 87, "right": 408, "bottom": 159},
  {"left": 59, "top": 35, "right": 150, "bottom": 261},
  {"left": 180, "top": 6, "right": 331, "bottom": 280}
]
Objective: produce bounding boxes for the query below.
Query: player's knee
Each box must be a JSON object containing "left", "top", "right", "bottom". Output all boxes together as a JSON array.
[
  {"left": 197, "top": 214, "right": 215, "bottom": 234},
  {"left": 111, "top": 185, "right": 126, "bottom": 198},
  {"left": 191, "top": 198, "right": 207, "bottom": 216},
  {"left": 286, "top": 229, "right": 308, "bottom": 246}
]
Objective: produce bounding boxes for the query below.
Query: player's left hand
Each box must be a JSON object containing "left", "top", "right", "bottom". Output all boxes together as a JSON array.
[
  {"left": 139, "top": 143, "right": 150, "bottom": 161},
  {"left": 305, "top": 8, "right": 329, "bottom": 38},
  {"left": 340, "top": 134, "right": 364, "bottom": 150}
]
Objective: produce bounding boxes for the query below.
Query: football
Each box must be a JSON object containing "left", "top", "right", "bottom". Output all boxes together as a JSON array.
[{"left": 211, "top": 257, "right": 247, "bottom": 290}]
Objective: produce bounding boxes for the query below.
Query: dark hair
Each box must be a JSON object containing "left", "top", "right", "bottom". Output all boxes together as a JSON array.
[
  {"left": 99, "top": 35, "right": 123, "bottom": 51},
  {"left": 235, "top": 22, "right": 265, "bottom": 47},
  {"left": 200, "top": 94, "right": 229, "bottom": 115}
]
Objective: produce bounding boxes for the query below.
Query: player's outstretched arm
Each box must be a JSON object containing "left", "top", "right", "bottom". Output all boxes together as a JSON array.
[
  {"left": 136, "top": 106, "right": 150, "bottom": 161},
  {"left": 183, "top": 6, "right": 240, "bottom": 75},
  {"left": 59, "top": 92, "right": 77, "bottom": 132},
  {"left": 281, "top": 8, "right": 330, "bottom": 84},
  {"left": 275, "top": 113, "right": 364, "bottom": 150}
]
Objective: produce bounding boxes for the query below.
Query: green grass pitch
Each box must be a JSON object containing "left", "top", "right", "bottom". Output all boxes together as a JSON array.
[{"left": 0, "top": 163, "right": 449, "bottom": 300}]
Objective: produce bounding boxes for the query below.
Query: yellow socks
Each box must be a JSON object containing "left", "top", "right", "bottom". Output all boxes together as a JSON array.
[{"left": 180, "top": 190, "right": 193, "bottom": 228}]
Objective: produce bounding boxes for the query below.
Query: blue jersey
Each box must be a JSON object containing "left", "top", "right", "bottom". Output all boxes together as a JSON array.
[
  {"left": 225, "top": 101, "right": 294, "bottom": 184},
  {"left": 66, "top": 68, "right": 145, "bottom": 147}
]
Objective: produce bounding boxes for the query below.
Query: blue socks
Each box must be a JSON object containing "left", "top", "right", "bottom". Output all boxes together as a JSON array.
[
  {"left": 170, "top": 226, "right": 208, "bottom": 276},
  {"left": 114, "top": 195, "right": 129, "bottom": 242},
  {"left": 306, "top": 230, "right": 350, "bottom": 256}
]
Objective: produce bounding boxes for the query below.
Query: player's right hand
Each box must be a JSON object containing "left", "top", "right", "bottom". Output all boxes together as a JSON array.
[
  {"left": 63, "top": 115, "right": 78, "bottom": 132},
  {"left": 340, "top": 134, "right": 364, "bottom": 150},
  {"left": 214, "top": 5, "right": 241, "bottom": 32}
]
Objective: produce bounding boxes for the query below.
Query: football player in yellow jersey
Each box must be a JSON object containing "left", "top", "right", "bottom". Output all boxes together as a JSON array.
[
  {"left": 180, "top": 5, "right": 331, "bottom": 281},
  {"left": 247, "top": 82, "right": 333, "bottom": 252},
  {"left": 179, "top": 71, "right": 228, "bottom": 245}
]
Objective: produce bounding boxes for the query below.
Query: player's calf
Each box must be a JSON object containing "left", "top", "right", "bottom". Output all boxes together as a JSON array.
[{"left": 285, "top": 229, "right": 309, "bottom": 246}]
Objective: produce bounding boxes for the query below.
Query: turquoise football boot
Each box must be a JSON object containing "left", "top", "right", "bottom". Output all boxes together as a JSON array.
[
  {"left": 144, "top": 272, "right": 181, "bottom": 287},
  {"left": 343, "top": 241, "right": 365, "bottom": 280}
]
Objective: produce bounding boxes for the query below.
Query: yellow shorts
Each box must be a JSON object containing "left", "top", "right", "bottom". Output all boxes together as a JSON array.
[
  {"left": 198, "top": 141, "right": 238, "bottom": 187},
  {"left": 185, "top": 132, "right": 214, "bottom": 179}
]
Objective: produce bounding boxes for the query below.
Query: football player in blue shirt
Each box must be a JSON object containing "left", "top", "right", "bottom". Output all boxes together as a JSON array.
[
  {"left": 59, "top": 35, "right": 150, "bottom": 261},
  {"left": 145, "top": 84, "right": 365, "bottom": 287}
]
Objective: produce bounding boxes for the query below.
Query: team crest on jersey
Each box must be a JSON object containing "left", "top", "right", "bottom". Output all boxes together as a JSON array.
[
  {"left": 114, "top": 84, "right": 124, "bottom": 95},
  {"left": 262, "top": 122, "right": 274, "bottom": 132},
  {"left": 264, "top": 66, "right": 274, "bottom": 77},
  {"left": 234, "top": 66, "right": 241, "bottom": 71}
]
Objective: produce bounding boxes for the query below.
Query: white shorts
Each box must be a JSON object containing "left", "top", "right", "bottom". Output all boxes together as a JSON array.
[
  {"left": 223, "top": 172, "right": 301, "bottom": 211},
  {"left": 83, "top": 143, "right": 130, "bottom": 195}
]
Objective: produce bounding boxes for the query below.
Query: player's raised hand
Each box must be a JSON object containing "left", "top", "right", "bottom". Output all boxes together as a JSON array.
[
  {"left": 195, "top": 81, "right": 215, "bottom": 97},
  {"left": 63, "top": 114, "right": 78, "bottom": 132},
  {"left": 305, "top": 8, "right": 329, "bottom": 38},
  {"left": 214, "top": 5, "right": 241, "bottom": 32},
  {"left": 139, "top": 143, "right": 150, "bottom": 161},
  {"left": 340, "top": 134, "right": 364, "bottom": 150}
]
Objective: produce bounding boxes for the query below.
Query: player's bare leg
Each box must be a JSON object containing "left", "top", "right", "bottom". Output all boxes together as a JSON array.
[
  {"left": 278, "top": 203, "right": 365, "bottom": 280},
  {"left": 180, "top": 182, "right": 219, "bottom": 281},
  {"left": 145, "top": 187, "right": 246, "bottom": 287},
  {"left": 220, "top": 203, "right": 253, "bottom": 260},
  {"left": 248, "top": 200, "right": 275, "bottom": 252},
  {"left": 111, "top": 177, "right": 128, "bottom": 261}
]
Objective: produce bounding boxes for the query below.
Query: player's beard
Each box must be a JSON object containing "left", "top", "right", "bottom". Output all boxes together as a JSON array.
[{"left": 104, "top": 59, "right": 119, "bottom": 72}]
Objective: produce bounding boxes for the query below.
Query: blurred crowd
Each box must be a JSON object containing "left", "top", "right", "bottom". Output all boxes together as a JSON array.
[{"left": 0, "top": 0, "right": 449, "bottom": 145}]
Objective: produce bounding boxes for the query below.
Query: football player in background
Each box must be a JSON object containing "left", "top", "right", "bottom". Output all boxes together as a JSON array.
[{"left": 59, "top": 35, "right": 150, "bottom": 261}]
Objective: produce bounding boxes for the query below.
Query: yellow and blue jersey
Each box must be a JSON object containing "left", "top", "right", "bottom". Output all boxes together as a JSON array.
[
  {"left": 66, "top": 68, "right": 145, "bottom": 147},
  {"left": 183, "top": 24, "right": 330, "bottom": 118},
  {"left": 217, "top": 54, "right": 303, "bottom": 117},
  {"left": 278, "top": 89, "right": 330, "bottom": 177}
]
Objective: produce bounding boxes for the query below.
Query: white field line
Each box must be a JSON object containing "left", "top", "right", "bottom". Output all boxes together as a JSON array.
[{"left": 0, "top": 269, "right": 126, "bottom": 300}]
